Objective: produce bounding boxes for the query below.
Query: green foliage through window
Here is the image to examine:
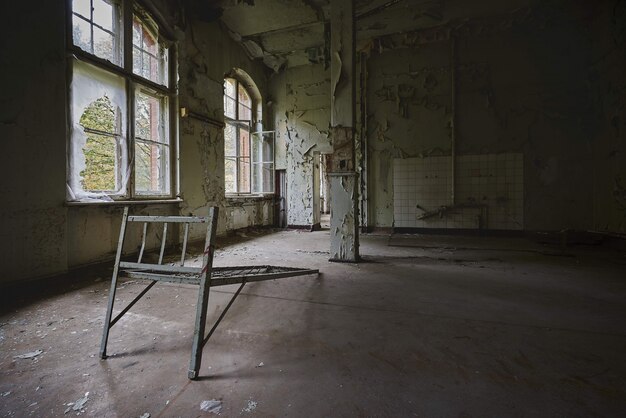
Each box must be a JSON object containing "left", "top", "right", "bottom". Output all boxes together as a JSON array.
[{"left": 79, "top": 96, "right": 118, "bottom": 191}]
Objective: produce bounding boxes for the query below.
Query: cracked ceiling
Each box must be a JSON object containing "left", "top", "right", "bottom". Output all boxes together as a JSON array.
[{"left": 193, "top": 0, "right": 532, "bottom": 71}]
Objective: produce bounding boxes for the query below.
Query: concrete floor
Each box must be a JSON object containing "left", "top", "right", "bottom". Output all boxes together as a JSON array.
[{"left": 1, "top": 230, "right": 625, "bottom": 417}]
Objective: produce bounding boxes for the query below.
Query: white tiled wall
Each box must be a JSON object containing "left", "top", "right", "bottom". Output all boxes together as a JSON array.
[{"left": 393, "top": 153, "right": 524, "bottom": 230}]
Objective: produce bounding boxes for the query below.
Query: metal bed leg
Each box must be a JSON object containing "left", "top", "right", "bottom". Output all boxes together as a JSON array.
[
  {"left": 100, "top": 207, "right": 130, "bottom": 359},
  {"left": 188, "top": 207, "right": 219, "bottom": 380}
]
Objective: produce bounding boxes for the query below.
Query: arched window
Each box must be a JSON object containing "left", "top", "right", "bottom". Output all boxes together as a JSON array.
[
  {"left": 224, "top": 78, "right": 252, "bottom": 193},
  {"left": 224, "top": 75, "right": 274, "bottom": 195}
]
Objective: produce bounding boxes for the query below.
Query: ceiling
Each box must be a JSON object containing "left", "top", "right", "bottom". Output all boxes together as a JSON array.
[{"left": 196, "top": 0, "right": 531, "bottom": 71}]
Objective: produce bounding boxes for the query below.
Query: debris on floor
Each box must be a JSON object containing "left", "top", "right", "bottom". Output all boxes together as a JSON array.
[
  {"left": 242, "top": 400, "right": 257, "bottom": 413},
  {"left": 200, "top": 399, "right": 222, "bottom": 414},
  {"left": 256, "top": 362, "right": 264, "bottom": 368},
  {"left": 13, "top": 349, "right": 43, "bottom": 359},
  {"left": 138, "top": 413, "right": 150, "bottom": 418},
  {"left": 64, "top": 392, "right": 90, "bottom": 414},
  {"left": 2, "top": 391, "right": 11, "bottom": 397}
]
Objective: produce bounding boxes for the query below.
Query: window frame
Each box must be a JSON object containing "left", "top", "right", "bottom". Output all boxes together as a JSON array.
[
  {"left": 224, "top": 78, "right": 253, "bottom": 195},
  {"left": 66, "top": 0, "right": 178, "bottom": 202}
]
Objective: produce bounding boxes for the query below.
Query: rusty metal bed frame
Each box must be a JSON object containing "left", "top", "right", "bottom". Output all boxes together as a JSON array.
[{"left": 99, "top": 207, "right": 319, "bottom": 379}]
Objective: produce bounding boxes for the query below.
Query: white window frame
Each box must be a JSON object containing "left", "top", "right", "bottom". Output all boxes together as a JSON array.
[
  {"left": 224, "top": 77, "right": 274, "bottom": 195},
  {"left": 66, "top": 0, "right": 177, "bottom": 202}
]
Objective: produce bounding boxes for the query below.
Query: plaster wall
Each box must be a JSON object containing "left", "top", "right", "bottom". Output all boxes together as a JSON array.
[
  {"left": 270, "top": 64, "right": 332, "bottom": 227},
  {"left": 177, "top": 18, "right": 273, "bottom": 240},
  {"left": 367, "top": 1, "right": 626, "bottom": 233},
  {"left": 0, "top": 3, "right": 273, "bottom": 284}
]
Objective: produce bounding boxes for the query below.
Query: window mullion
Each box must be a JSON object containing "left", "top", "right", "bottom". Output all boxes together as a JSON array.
[{"left": 89, "top": 0, "right": 95, "bottom": 54}]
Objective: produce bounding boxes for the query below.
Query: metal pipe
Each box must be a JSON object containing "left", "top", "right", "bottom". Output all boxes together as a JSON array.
[{"left": 450, "top": 37, "right": 457, "bottom": 206}]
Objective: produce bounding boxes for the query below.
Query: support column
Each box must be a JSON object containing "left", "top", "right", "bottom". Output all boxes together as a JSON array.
[{"left": 329, "top": 0, "right": 359, "bottom": 262}]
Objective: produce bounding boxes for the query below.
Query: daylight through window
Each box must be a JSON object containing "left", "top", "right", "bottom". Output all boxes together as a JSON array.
[{"left": 68, "top": 0, "right": 175, "bottom": 202}]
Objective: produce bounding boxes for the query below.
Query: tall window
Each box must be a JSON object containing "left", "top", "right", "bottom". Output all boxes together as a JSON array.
[
  {"left": 224, "top": 78, "right": 251, "bottom": 194},
  {"left": 224, "top": 77, "right": 274, "bottom": 194},
  {"left": 68, "top": 0, "right": 175, "bottom": 201}
]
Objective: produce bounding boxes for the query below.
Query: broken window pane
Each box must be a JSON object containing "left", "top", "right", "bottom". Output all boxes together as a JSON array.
[{"left": 69, "top": 59, "right": 127, "bottom": 200}]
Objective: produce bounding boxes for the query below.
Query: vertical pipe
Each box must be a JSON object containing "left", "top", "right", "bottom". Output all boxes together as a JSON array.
[
  {"left": 450, "top": 36, "right": 457, "bottom": 206},
  {"left": 359, "top": 51, "right": 368, "bottom": 232}
]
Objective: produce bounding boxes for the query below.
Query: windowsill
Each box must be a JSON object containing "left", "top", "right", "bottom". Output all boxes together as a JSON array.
[
  {"left": 65, "top": 198, "right": 183, "bottom": 207},
  {"left": 225, "top": 193, "right": 274, "bottom": 201}
]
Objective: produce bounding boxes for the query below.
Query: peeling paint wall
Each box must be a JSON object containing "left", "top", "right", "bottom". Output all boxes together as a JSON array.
[
  {"left": 0, "top": 2, "right": 273, "bottom": 284},
  {"left": 270, "top": 64, "right": 332, "bottom": 227},
  {"left": 367, "top": 1, "right": 626, "bottom": 233},
  {"left": 177, "top": 18, "right": 273, "bottom": 240}
]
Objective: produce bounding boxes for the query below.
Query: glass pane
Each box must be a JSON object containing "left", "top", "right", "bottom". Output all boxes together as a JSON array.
[
  {"left": 262, "top": 133, "right": 274, "bottom": 163},
  {"left": 133, "top": 46, "right": 142, "bottom": 75},
  {"left": 224, "top": 78, "right": 236, "bottom": 99},
  {"left": 251, "top": 132, "right": 261, "bottom": 163},
  {"left": 239, "top": 126, "right": 250, "bottom": 157},
  {"left": 224, "top": 97, "right": 236, "bottom": 119},
  {"left": 252, "top": 163, "right": 261, "bottom": 193},
  {"left": 93, "top": 0, "right": 113, "bottom": 31},
  {"left": 225, "top": 157, "right": 237, "bottom": 193},
  {"left": 81, "top": 133, "right": 117, "bottom": 192},
  {"left": 262, "top": 162, "right": 274, "bottom": 192},
  {"left": 94, "top": 27, "right": 114, "bottom": 62},
  {"left": 73, "top": 15, "right": 92, "bottom": 53},
  {"left": 132, "top": 18, "right": 142, "bottom": 47},
  {"left": 224, "top": 123, "right": 236, "bottom": 156},
  {"left": 133, "top": 16, "right": 166, "bottom": 85},
  {"left": 142, "top": 28, "right": 158, "bottom": 54},
  {"left": 238, "top": 84, "right": 251, "bottom": 107},
  {"left": 73, "top": 0, "right": 91, "bottom": 19},
  {"left": 135, "top": 91, "right": 162, "bottom": 143},
  {"left": 135, "top": 142, "right": 169, "bottom": 194},
  {"left": 238, "top": 103, "right": 251, "bottom": 121},
  {"left": 238, "top": 157, "right": 250, "bottom": 193},
  {"left": 161, "top": 45, "right": 169, "bottom": 85}
]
